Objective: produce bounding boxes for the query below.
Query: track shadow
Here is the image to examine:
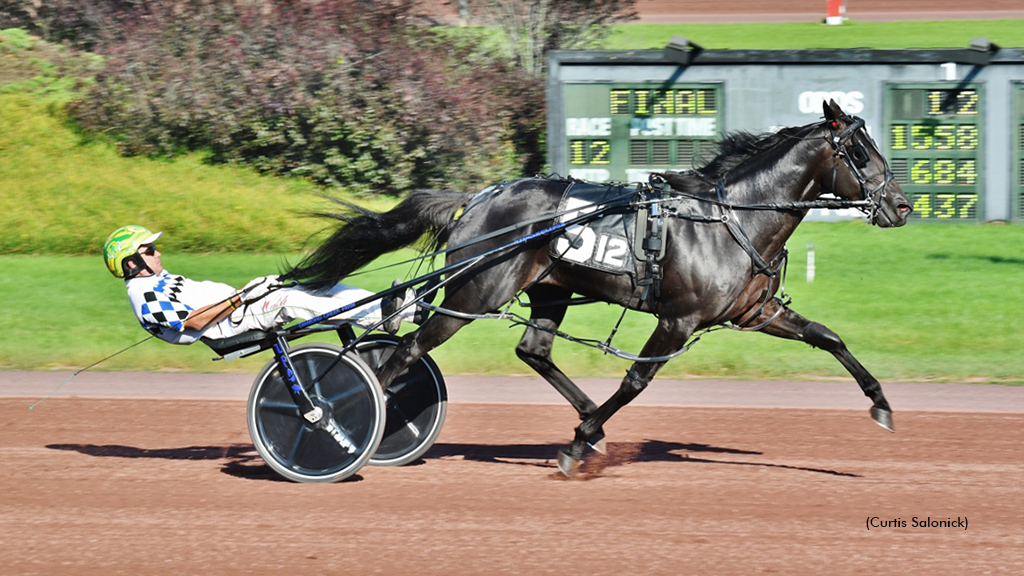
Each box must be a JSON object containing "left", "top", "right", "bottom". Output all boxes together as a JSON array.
[
  {"left": 926, "top": 253, "right": 1024, "bottom": 267},
  {"left": 47, "top": 439, "right": 859, "bottom": 481},
  {"left": 424, "top": 439, "right": 860, "bottom": 479},
  {"left": 425, "top": 439, "right": 760, "bottom": 463},
  {"left": 44, "top": 443, "right": 364, "bottom": 483}
]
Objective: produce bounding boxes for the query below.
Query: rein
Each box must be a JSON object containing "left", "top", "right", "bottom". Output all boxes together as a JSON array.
[
  {"left": 347, "top": 180, "right": 635, "bottom": 279},
  {"left": 329, "top": 116, "right": 889, "bottom": 362},
  {"left": 639, "top": 115, "right": 885, "bottom": 333}
]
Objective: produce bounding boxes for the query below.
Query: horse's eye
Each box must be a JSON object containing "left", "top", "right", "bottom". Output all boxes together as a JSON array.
[{"left": 849, "top": 144, "right": 870, "bottom": 168}]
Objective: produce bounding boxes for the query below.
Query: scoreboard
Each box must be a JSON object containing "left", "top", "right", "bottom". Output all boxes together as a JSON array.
[
  {"left": 884, "top": 84, "right": 982, "bottom": 221},
  {"left": 1016, "top": 83, "right": 1024, "bottom": 220},
  {"left": 563, "top": 83, "right": 723, "bottom": 184},
  {"left": 548, "top": 46, "right": 1024, "bottom": 223}
]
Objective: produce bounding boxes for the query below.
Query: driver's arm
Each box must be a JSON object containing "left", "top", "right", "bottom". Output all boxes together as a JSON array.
[{"left": 183, "top": 293, "right": 241, "bottom": 331}]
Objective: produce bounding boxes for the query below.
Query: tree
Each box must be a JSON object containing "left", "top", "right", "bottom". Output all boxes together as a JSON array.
[{"left": 471, "top": 0, "right": 637, "bottom": 77}]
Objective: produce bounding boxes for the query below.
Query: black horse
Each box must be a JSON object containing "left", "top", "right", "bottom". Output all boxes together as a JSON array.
[{"left": 283, "top": 101, "right": 912, "bottom": 475}]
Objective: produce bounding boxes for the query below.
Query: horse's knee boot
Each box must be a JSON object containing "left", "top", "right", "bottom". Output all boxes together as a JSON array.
[
  {"left": 804, "top": 322, "right": 844, "bottom": 351},
  {"left": 619, "top": 369, "right": 649, "bottom": 401}
]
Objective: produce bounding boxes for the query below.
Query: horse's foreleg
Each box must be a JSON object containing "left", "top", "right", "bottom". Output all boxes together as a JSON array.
[
  {"left": 557, "top": 318, "right": 694, "bottom": 476},
  {"left": 753, "top": 300, "right": 894, "bottom": 432}
]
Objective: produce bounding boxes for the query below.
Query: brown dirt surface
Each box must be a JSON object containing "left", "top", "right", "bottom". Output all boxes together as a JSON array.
[
  {"left": 630, "top": 0, "right": 1024, "bottom": 21},
  {"left": 6, "top": 5, "right": 1022, "bottom": 573},
  {"left": 2, "top": 382, "right": 1023, "bottom": 575},
  {"left": 414, "top": 0, "right": 1024, "bottom": 23}
]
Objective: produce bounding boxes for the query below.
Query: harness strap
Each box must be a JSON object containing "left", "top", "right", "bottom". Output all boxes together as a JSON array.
[
  {"left": 637, "top": 178, "right": 667, "bottom": 301},
  {"left": 716, "top": 180, "right": 773, "bottom": 276},
  {"left": 351, "top": 181, "right": 636, "bottom": 279}
]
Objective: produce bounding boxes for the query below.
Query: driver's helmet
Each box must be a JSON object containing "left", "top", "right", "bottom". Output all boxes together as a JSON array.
[{"left": 103, "top": 225, "right": 162, "bottom": 278}]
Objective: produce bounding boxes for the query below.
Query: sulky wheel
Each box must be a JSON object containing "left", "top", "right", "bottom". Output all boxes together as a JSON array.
[
  {"left": 247, "top": 343, "right": 385, "bottom": 483},
  {"left": 355, "top": 335, "right": 447, "bottom": 467}
]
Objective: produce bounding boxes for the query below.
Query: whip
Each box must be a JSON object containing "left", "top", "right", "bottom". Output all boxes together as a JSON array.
[{"left": 28, "top": 335, "right": 155, "bottom": 410}]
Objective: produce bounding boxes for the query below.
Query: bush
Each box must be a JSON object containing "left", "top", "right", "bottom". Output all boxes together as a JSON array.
[
  {"left": 66, "top": 0, "right": 546, "bottom": 195},
  {"left": 0, "top": 0, "right": 143, "bottom": 50},
  {"left": 0, "top": 26, "right": 103, "bottom": 103}
]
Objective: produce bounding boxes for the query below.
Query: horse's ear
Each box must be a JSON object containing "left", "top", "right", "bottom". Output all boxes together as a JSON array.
[
  {"left": 655, "top": 171, "right": 689, "bottom": 192},
  {"left": 823, "top": 99, "right": 845, "bottom": 123}
]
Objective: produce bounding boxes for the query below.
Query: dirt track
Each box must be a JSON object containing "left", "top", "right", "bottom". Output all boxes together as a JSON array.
[
  {"left": 5, "top": 2, "right": 1023, "bottom": 574},
  {"left": 2, "top": 376, "right": 1023, "bottom": 575},
  {"left": 415, "top": 0, "right": 1024, "bottom": 23}
]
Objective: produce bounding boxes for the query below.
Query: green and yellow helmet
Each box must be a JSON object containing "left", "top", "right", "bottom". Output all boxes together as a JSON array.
[{"left": 103, "top": 225, "right": 162, "bottom": 278}]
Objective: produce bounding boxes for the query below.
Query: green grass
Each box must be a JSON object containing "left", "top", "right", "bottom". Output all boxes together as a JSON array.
[
  {"left": 0, "top": 94, "right": 396, "bottom": 255},
  {"left": 3, "top": 19, "right": 1024, "bottom": 380},
  {"left": 0, "top": 28, "right": 103, "bottom": 104},
  {"left": 3, "top": 222, "right": 1023, "bottom": 382},
  {"left": 603, "top": 20, "right": 1024, "bottom": 50}
]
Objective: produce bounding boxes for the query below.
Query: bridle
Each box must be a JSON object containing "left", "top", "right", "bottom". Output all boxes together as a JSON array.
[
  {"left": 825, "top": 115, "right": 897, "bottom": 225},
  {"left": 649, "top": 115, "right": 900, "bottom": 333}
]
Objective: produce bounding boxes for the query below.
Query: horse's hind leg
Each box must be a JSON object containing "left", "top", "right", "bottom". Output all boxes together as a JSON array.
[
  {"left": 515, "top": 286, "right": 604, "bottom": 449},
  {"left": 751, "top": 299, "right": 894, "bottom": 431},
  {"left": 376, "top": 312, "right": 472, "bottom": 389}
]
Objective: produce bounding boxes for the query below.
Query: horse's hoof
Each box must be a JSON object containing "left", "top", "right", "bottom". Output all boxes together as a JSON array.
[
  {"left": 587, "top": 429, "right": 607, "bottom": 454},
  {"left": 557, "top": 450, "right": 582, "bottom": 477},
  {"left": 870, "top": 406, "right": 895, "bottom": 432}
]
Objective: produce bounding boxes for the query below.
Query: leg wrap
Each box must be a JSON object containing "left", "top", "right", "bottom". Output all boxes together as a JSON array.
[{"left": 620, "top": 368, "right": 649, "bottom": 397}]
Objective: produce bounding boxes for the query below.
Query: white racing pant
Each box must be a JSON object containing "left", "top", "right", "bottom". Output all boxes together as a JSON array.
[{"left": 220, "top": 284, "right": 415, "bottom": 335}]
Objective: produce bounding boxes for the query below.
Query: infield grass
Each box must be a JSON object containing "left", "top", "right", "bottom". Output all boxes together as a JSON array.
[
  {"left": 0, "top": 95, "right": 396, "bottom": 256},
  {"left": 3, "top": 19, "right": 1023, "bottom": 379},
  {"left": 3, "top": 221, "right": 1023, "bottom": 382}
]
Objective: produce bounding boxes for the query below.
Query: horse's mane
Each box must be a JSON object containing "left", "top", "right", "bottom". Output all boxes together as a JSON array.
[
  {"left": 699, "top": 122, "right": 821, "bottom": 178},
  {"left": 657, "top": 121, "right": 823, "bottom": 194}
]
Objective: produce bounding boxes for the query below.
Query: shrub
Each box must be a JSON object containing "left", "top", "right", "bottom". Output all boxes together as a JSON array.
[
  {"left": 0, "top": 0, "right": 144, "bottom": 50},
  {"left": 67, "top": 0, "right": 545, "bottom": 195},
  {"left": 0, "top": 27, "right": 103, "bottom": 103}
]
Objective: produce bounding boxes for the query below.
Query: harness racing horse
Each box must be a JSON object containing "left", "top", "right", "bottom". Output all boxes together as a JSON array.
[{"left": 283, "top": 101, "right": 913, "bottom": 476}]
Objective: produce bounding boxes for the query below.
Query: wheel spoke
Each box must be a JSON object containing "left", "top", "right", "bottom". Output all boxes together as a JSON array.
[
  {"left": 286, "top": 424, "right": 312, "bottom": 463},
  {"left": 324, "top": 418, "right": 358, "bottom": 454},
  {"left": 324, "top": 385, "right": 364, "bottom": 406},
  {"left": 260, "top": 398, "right": 302, "bottom": 419},
  {"left": 361, "top": 348, "right": 382, "bottom": 370},
  {"left": 303, "top": 355, "right": 323, "bottom": 396}
]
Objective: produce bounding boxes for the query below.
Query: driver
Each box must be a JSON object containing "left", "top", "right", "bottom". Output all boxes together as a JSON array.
[{"left": 103, "top": 225, "right": 422, "bottom": 345}]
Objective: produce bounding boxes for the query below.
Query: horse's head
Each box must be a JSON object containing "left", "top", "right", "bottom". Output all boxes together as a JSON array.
[{"left": 822, "top": 100, "right": 912, "bottom": 227}]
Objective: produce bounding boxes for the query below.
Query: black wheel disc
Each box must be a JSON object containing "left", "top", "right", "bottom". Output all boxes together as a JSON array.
[
  {"left": 355, "top": 335, "right": 447, "bottom": 466},
  {"left": 248, "top": 343, "right": 384, "bottom": 482}
]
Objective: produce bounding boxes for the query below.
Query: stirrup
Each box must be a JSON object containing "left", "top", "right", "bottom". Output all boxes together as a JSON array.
[
  {"left": 381, "top": 279, "right": 404, "bottom": 335},
  {"left": 416, "top": 276, "right": 442, "bottom": 305}
]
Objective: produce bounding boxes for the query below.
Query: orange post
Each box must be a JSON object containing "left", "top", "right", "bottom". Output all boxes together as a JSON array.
[{"left": 826, "top": 0, "right": 844, "bottom": 25}]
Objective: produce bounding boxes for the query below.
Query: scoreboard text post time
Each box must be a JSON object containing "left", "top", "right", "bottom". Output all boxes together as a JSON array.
[
  {"left": 885, "top": 84, "right": 982, "bottom": 221},
  {"left": 563, "top": 83, "right": 723, "bottom": 183}
]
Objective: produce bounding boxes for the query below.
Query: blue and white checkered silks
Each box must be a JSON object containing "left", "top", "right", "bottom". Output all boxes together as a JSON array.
[{"left": 139, "top": 274, "right": 193, "bottom": 332}]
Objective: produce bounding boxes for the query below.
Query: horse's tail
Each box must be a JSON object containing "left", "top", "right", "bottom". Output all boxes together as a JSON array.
[{"left": 283, "top": 189, "right": 471, "bottom": 290}]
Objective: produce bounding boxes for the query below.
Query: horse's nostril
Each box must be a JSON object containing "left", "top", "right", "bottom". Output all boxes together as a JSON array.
[{"left": 899, "top": 204, "right": 912, "bottom": 215}]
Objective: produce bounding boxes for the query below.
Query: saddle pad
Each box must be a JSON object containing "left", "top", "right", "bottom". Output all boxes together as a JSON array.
[{"left": 549, "top": 182, "right": 637, "bottom": 276}]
